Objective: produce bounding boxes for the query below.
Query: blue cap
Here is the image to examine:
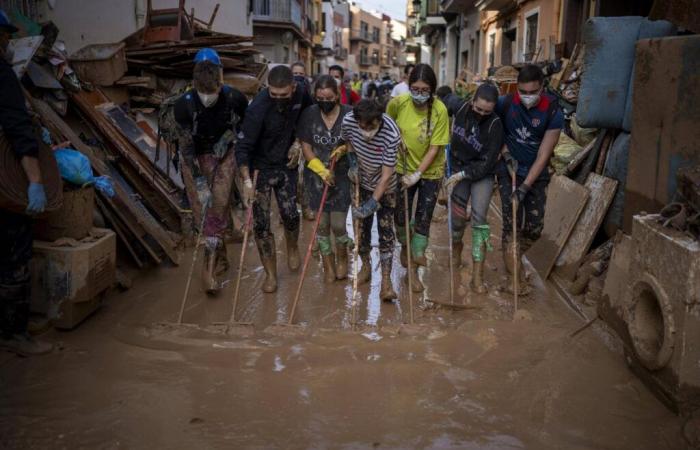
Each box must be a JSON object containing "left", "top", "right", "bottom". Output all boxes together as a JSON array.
[
  {"left": 0, "top": 9, "right": 18, "bottom": 33},
  {"left": 194, "top": 48, "right": 222, "bottom": 67}
]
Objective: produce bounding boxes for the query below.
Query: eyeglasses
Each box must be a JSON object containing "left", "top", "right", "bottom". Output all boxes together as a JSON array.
[{"left": 410, "top": 87, "right": 431, "bottom": 95}]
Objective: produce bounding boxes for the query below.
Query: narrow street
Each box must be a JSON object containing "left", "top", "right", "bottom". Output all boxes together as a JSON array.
[{"left": 0, "top": 205, "right": 684, "bottom": 449}]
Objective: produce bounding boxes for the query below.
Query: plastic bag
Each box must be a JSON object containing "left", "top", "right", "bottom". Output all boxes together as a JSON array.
[
  {"left": 54, "top": 148, "right": 115, "bottom": 197},
  {"left": 551, "top": 132, "right": 582, "bottom": 175}
]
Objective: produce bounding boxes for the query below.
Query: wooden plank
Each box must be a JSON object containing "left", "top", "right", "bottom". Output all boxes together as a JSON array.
[
  {"left": 96, "top": 197, "right": 144, "bottom": 268},
  {"left": 525, "top": 175, "right": 590, "bottom": 280},
  {"left": 554, "top": 174, "right": 618, "bottom": 281}
]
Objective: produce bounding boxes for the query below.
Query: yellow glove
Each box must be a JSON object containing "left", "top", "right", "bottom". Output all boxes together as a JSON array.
[
  {"left": 307, "top": 158, "right": 335, "bottom": 185},
  {"left": 329, "top": 144, "right": 347, "bottom": 161}
]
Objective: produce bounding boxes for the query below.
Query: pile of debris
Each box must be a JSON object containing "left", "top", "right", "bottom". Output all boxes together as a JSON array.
[{"left": 658, "top": 165, "right": 700, "bottom": 240}]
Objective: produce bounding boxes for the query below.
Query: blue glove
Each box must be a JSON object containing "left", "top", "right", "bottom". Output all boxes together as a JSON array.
[
  {"left": 352, "top": 197, "right": 380, "bottom": 219},
  {"left": 26, "top": 182, "right": 47, "bottom": 214}
]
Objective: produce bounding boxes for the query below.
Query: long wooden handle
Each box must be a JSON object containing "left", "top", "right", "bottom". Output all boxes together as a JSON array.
[
  {"left": 229, "top": 171, "right": 258, "bottom": 324},
  {"left": 351, "top": 180, "right": 360, "bottom": 328},
  {"left": 512, "top": 171, "right": 518, "bottom": 319}
]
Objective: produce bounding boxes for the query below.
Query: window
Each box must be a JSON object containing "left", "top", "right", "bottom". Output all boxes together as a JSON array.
[
  {"left": 360, "top": 47, "right": 369, "bottom": 65},
  {"left": 372, "top": 26, "right": 380, "bottom": 43},
  {"left": 372, "top": 50, "right": 379, "bottom": 65},
  {"left": 524, "top": 9, "right": 539, "bottom": 61},
  {"left": 488, "top": 32, "right": 495, "bottom": 68},
  {"left": 361, "top": 21, "right": 369, "bottom": 40},
  {"left": 322, "top": 12, "right": 326, "bottom": 33}
]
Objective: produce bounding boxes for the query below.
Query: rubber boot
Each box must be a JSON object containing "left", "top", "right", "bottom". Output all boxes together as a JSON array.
[
  {"left": 379, "top": 253, "right": 397, "bottom": 301},
  {"left": 335, "top": 238, "right": 350, "bottom": 280},
  {"left": 202, "top": 240, "right": 219, "bottom": 294},
  {"left": 411, "top": 233, "right": 429, "bottom": 267},
  {"left": 214, "top": 243, "right": 229, "bottom": 277},
  {"left": 409, "top": 265, "right": 424, "bottom": 292},
  {"left": 451, "top": 241, "right": 464, "bottom": 269},
  {"left": 256, "top": 236, "right": 278, "bottom": 293},
  {"left": 321, "top": 253, "right": 336, "bottom": 283},
  {"left": 357, "top": 253, "right": 372, "bottom": 285},
  {"left": 470, "top": 258, "right": 487, "bottom": 294},
  {"left": 397, "top": 227, "right": 408, "bottom": 268},
  {"left": 503, "top": 241, "right": 530, "bottom": 296},
  {"left": 303, "top": 206, "right": 316, "bottom": 221},
  {"left": 285, "top": 228, "right": 300, "bottom": 271}
]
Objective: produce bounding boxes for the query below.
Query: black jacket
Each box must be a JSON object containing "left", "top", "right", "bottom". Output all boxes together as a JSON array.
[
  {"left": 235, "top": 86, "right": 312, "bottom": 170},
  {"left": 173, "top": 85, "right": 248, "bottom": 155},
  {"left": 449, "top": 102, "right": 503, "bottom": 180},
  {"left": 442, "top": 93, "right": 466, "bottom": 118},
  {"left": 0, "top": 59, "right": 38, "bottom": 159}
]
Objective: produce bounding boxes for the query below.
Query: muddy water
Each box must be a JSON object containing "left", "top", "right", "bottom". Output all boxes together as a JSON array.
[{"left": 0, "top": 204, "right": 686, "bottom": 449}]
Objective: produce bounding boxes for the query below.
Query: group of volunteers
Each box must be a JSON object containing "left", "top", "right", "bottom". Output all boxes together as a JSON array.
[{"left": 171, "top": 47, "right": 563, "bottom": 304}]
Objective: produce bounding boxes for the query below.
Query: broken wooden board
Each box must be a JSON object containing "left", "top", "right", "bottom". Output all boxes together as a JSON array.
[
  {"left": 8, "top": 36, "right": 44, "bottom": 78},
  {"left": 525, "top": 175, "right": 590, "bottom": 280},
  {"left": 554, "top": 173, "right": 618, "bottom": 281}
]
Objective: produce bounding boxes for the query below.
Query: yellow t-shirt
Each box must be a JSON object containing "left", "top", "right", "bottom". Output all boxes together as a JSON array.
[
  {"left": 352, "top": 80, "right": 363, "bottom": 94},
  {"left": 386, "top": 93, "right": 450, "bottom": 179}
]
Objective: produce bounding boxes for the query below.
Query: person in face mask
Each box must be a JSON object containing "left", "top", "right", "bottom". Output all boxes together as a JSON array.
[
  {"left": 329, "top": 65, "right": 360, "bottom": 106},
  {"left": 443, "top": 83, "right": 503, "bottom": 294},
  {"left": 0, "top": 9, "right": 54, "bottom": 356},
  {"left": 296, "top": 75, "right": 353, "bottom": 282},
  {"left": 235, "top": 65, "right": 313, "bottom": 293},
  {"left": 173, "top": 48, "right": 249, "bottom": 293},
  {"left": 494, "top": 64, "right": 563, "bottom": 295},
  {"left": 290, "top": 61, "right": 315, "bottom": 222},
  {"left": 386, "top": 63, "right": 450, "bottom": 292},
  {"left": 291, "top": 61, "right": 310, "bottom": 94},
  {"left": 340, "top": 99, "right": 402, "bottom": 301}
]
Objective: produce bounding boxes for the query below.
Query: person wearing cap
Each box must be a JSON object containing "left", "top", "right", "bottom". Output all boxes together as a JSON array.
[
  {"left": 0, "top": 9, "right": 53, "bottom": 355},
  {"left": 173, "top": 48, "right": 248, "bottom": 294}
]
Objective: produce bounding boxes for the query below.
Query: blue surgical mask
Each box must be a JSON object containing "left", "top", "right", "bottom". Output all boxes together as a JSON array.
[{"left": 411, "top": 92, "right": 430, "bottom": 105}]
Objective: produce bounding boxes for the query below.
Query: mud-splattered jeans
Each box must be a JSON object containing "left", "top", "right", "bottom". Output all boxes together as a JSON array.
[
  {"left": 451, "top": 176, "right": 494, "bottom": 239},
  {"left": 197, "top": 149, "right": 237, "bottom": 240},
  {"left": 358, "top": 188, "right": 396, "bottom": 255},
  {"left": 394, "top": 179, "right": 441, "bottom": 237},
  {"left": 0, "top": 211, "right": 32, "bottom": 339},
  {"left": 253, "top": 167, "right": 300, "bottom": 239},
  {"left": 496, "top": 162, "right": 548, "bottom": 252}
]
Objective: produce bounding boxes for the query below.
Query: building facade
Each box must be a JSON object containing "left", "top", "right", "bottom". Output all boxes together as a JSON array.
[{"left": 347, "top": 5, "right": 384, "bottom": 78}]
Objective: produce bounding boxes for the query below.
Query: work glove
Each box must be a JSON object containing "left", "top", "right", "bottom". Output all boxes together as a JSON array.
[
  {"left": 502, "top": 150, "right": 518, "bottom": 176},
  {"left": 400, "top": 170, "right": 422, "bottom": 190},
  {"left": 347, "top": 166, "right": 359, "bottom": 185},
  {"left": 242, "top": 178, "right": 256, "bottom": 208},
  {"left": 352, "top": 197, "right": 380, "bottom": 219},
  {"left": 287, "top": 140, "right": 303, "bottom": 169},
  {"left": 307, "top": 158, "right": 335, "bottom": 186},
  {"left": 26, "top": 182, "right": 47, "bottom": 214},
  {"left": 329, "top": 144, "right": 347, "bottom": 161},
  {"left": 444, "top": 170, "right": 469, "bottom": 193},
  {"left": 512, "top": 183, "right": 531, "bottom": 204}
]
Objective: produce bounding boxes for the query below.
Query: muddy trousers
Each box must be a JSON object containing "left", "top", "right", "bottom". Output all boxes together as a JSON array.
[
  {"left": 495, "top": 163, "right": 548, "bottom": 252},
  {"left": 253, "top": 167, "right": 300, "bottom": 247},
  {"left": 451, "top": 176, "right": 494, "bottom": 252},
  {"left": 394, "top": 179, "right": 441, "bottom": 237},
  {"left": 197, "top": 150, "right": 238, "bottom": 242},
  {"left": 358, "top": 188, "right": 396, "bottom": 257},
  {"left": 317, "top": 212, "right": 351, "bottom": 255},
  {"left": 0, "top": 212, "right": 32, "bottom": 339}
]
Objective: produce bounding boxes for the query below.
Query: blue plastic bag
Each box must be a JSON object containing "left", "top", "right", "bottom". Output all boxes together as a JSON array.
[{"left": 53, "top": 148, "right": 115, "bottom": 197}]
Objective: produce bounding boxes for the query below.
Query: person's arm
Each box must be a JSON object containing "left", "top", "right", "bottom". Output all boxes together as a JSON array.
[
  {"left": 20, "top": 156, "right": 42, "bottom": 183},
  {"left": 416, "top": 105, "right": 448, "bottom": 173},
  {"left": 0, "top": 63, "right": 39, "bottom": 161},
  {"left": 465, "top": 119, "right": 504, "bottom": 181},
  {"left": 372, "top": 165, "right": 394, "bottom": 201},
  {"left": 523, "top": 128, "right": 559, "bottom": 186},
  {"left": 416, "top": 145, "right": 441, "bottom": 174},
  {"left": 301, "top": 141, "right": 316, "bottom": 162}
]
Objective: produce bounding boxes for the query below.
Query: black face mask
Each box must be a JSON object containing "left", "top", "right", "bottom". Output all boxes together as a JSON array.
[
  {"left": 317, "top": 100, "right": 336, "bottom": 114},
  {"left": 293, "top": 75, "right": 306, "bottom": 84},
  {"left": 274, "top": 97, "right": 291, "bottom": 112}
]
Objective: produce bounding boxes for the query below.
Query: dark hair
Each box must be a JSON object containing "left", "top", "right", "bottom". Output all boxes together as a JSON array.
[
  {"left": 473, "top": 82, "right": 499, "bottom": 104},
  {"left": 193, "top": 61, "right": 221, "bottom": 93},
  {"left": 268, "top": 65, "right": 293, "bottom": 88},
  {"left": 404, "top": 64, "right": 415, "bottom": 76},
  {"left": 436, "top": 85, "right": 452, "bottom": 98},
  {"left": 291, "top": 61, "right": 305, "bottom": 70},
  {"left": 517, "top": 64, "right": 544, "bottom": 84},
  {"left": 329, "top": 65, "right": 345, "bottom": 77},
  {"left": 353, "top": 99, "right": 383, "bottom": 125},
  {"left": 314, "top": 74, "right": 340, "bottom": 97},
  {"left": 408, "top": 63, "right": 438, "bottom": 137}
]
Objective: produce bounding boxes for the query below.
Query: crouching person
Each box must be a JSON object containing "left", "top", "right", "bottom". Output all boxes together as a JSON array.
[
  {"left": 341, "top": 99, "right": 401, "bottom": 301},
  {"left": 297, "top": 75, "right": 353, "bottom": 282},
  {"left": 444, "top": 83, "right": 503, "bottom": 294}
]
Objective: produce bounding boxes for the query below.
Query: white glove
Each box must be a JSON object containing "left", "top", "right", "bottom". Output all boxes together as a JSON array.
[
  {"left": 242, "top": 178, "right": 255, "bottom": 207},
  {"left": 444, "top": 171, "right": 468, "bottom": 193},
  {"left": 401, "top": 171, "right": 422, "bottom": 190}
]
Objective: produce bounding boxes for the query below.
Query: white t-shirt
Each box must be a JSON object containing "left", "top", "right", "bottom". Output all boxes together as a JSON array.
[{"left": 391, "top": 81, "right": 409, "bottom": 97}]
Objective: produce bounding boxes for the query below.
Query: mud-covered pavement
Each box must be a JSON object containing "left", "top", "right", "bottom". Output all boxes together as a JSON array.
[{"left": 0, "top": 204, "right": 686, "bottom": 449}]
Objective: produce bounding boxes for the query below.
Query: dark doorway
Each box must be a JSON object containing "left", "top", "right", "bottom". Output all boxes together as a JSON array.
[{"left": 502, "top": 28, "right": 516, "bottom": 66}]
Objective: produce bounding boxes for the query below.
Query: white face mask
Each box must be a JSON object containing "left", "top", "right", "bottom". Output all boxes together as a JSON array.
[
  {"left": 360, "top": 128, "right": 379, "bottom": 141},
  {"left": 198, "top": 91, "right": 219, "bottom": 108},
  {"left": 333, "top": 77, "right": 342, "bottom": 86},
  {"left": 520, "top": 93, "right": 540, "bottom": 109}
]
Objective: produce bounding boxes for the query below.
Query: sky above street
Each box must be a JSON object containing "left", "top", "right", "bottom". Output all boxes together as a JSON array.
[{"left": 354, "top": 0, "right": 408, "bottom": 22}]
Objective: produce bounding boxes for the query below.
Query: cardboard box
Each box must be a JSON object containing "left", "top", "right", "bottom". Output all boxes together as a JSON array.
[
  {"left": 623, "top": 36, "right": 700, "bottom": 232},
  {"left": 31, "top": 229, "right": 116, "bottom": 323}
]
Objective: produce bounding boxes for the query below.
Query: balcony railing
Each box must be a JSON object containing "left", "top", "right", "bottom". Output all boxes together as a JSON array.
[
  {"left": 334, "top": 47, "right": 348, "bottom": 60},
  {"left": 350, "top": 29, "right": 372, "bottom": 42},
  {"left": 252, "top": 0, "right": 302, "bottom": 30},
  {"left": 359, "top": 55, "right": 371, "bottom": 66}
]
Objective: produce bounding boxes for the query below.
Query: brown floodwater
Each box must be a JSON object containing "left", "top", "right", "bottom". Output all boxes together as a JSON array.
[{"left": 0, "top": 205, "right": 686, "bottom": 449}]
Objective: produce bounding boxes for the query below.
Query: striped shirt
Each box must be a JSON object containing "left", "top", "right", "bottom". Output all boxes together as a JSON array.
[{"left": 341, "top": 112, "right": 400, "bottom": 191}]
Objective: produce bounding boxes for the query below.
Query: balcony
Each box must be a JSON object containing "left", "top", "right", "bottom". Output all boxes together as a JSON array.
[
  {"left": 252, "top": 0, "right": 303, "bottom": 31},
  {"left": 474, "top": 0, "right": 515, "bottom": 11},
  {"left": 359, "top": 55, "right": 371, "bottom": 66},
  {"left": 350, "top": 29, "right": 372, "bottom": 42},
  {"left": 441, "top": 0, "right": 478, "bottom": 13},
  {"left": 334, "top": 47, "right": 348, "bottom": 60}
]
